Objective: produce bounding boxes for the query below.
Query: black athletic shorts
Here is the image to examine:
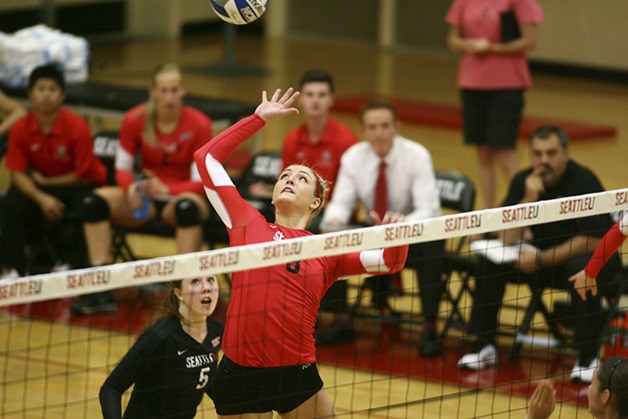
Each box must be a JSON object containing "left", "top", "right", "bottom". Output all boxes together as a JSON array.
[
  {"left": 461, "top": 89, "right": 524, "bottom": 149},
  {"left": 212, "top": 355, "right": 324, "bottom": 415}
]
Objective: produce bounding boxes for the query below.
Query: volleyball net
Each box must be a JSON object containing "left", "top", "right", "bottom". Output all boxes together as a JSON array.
[{"left": 1, "top": 188, "right": 627, "bottom": 418}]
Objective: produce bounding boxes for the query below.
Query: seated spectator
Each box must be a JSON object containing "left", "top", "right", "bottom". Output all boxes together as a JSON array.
[
  {"left": 321, "top": 99, "right": 445, "bottom": 357},
  {"left": 278, "top": 69, "right": 358, "bottom": 345},
  {"left": 457, "top": 126, "right": 620, "bottom": 383},
  {"left": 0, "top": 88, "right": 27, "bottom": 155},
  {"left": 71, "top": 64, "right": 213, "bottom": 315},
  {"left": 0, "top": 64, "right": 106, "bottom": 279},
  {"left": 280, "top": 69, "right": 357, "bottom": 222}
]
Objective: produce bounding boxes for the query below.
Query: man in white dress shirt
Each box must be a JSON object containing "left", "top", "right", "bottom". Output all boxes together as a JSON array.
[{"left": 321, "top": 99, "right": 445, "bottom": 357}]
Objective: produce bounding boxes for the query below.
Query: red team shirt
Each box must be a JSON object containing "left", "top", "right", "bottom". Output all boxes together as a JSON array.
[
  {"left": 6, "top": 108, "right": 106, "bottom": 185},
  {"left": 116, "top": 104, "right": 212, "bottom": 196},
  {"left": 194, "top": 115, "right": 408, "bottom": 368},
  {"left": 281, "top": 116, "right": 357, "bottom": 197}
]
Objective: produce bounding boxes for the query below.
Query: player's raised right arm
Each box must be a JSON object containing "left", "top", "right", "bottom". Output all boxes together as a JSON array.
[
  {"left": 193, "top": 88, "right": 300, "bottom": 229},
  {"left": 193, "top": 88, "right": 299, "bottom": 187}
]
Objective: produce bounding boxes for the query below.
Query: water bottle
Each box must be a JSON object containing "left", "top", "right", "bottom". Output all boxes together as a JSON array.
[{"left": 133, "top": 180, "right": 150, "bottom": 220}]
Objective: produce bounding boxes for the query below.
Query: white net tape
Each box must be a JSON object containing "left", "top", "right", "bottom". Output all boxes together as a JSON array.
[{"left": 2, "top": 188, "right": 627, "bottom": 307}]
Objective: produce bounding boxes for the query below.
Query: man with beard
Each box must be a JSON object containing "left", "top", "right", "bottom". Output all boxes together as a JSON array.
[{"left": 457, "top": 125, "right": 619, "bottom": 384}]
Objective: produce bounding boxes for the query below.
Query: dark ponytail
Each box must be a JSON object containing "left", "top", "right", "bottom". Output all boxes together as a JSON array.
[{"left": 597, "top": 356, "right": 628, "bottom": 417}]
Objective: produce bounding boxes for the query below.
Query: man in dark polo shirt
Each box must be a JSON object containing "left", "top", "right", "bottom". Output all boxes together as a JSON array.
[
  {"left": 457, "top": 125, "right": 619, "bottom": 384},
  {"left": 0, "top": 64, "right": 106, "bottom": 280}
]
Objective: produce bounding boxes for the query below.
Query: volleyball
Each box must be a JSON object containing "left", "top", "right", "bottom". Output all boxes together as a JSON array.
[{"left": 210, "top": 0, "right": 268, "bottom": 25}]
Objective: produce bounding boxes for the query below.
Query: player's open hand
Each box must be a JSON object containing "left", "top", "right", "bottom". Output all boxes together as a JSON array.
[
  {"left": 569, "top": 269, "right": 597, "bottom": 301},
  {"left": 255, "top": 88, "right": 300, "bottom": 122},
  {"left": 526, "top": 380, "right": 556, "bottom": 419}
]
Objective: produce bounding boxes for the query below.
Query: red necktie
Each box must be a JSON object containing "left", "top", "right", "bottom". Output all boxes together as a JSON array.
[
  {"left": 374, "top": 160, "right": 403, "bottom": 296},
  {"left": 374, "top": 161, "right": 388, "bottom": 219}
]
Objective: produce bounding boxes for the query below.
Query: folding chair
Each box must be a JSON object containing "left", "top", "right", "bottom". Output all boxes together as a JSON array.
[
  {"left": 508, "top": 211, "right": 627, "bottom": 358},
  {"left": 508, "top": 264, "right": 626, "bottom": 358},
  {"left": 434, "top": 170, "right": 479, "bottom": 339},
  {"left": 507, "top": 283, "right": 568, "bottom": 358},
  {"left": 92, "top": 131, "right": 137, "bottom": 261}
]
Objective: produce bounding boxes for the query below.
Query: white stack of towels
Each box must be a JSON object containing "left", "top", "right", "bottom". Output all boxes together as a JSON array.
[{"left": 0, "top": 24, "right": 89, "bottom": 88}]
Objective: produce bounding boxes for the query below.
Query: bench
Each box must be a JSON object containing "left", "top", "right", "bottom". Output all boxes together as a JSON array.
[
  {"left": 1, "top": 80, "right": 260, "bottom": 170},
  {"left": 1, "top": 80, "right": 257, "bottom": 126}
]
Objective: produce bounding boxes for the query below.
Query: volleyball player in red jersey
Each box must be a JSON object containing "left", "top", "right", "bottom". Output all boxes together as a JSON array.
[
  {"left": 73, "top": 64, "right": 213, "bottom": 315},
  {"left": 194, "top": 88, "right": 408, "bottom": 418},
  {"left": 570, "top": 212, "right": 628, "bottom": 300}
]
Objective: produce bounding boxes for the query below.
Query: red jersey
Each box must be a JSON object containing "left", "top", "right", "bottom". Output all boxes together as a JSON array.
[
  {"left": 6, "top": 108, "right": 106, "bottom": 185},
  {"left": 584, "top": 212, "right": 628, "bottom": 278},
  {"left": 194, "top": 114, "right": 407, "bottom": 368},
  {"left": 116, "top": 104, "right": 212, "bottom": 196},
  {"left": 281, "top": 116, "right": 357, "bottom": 197}
]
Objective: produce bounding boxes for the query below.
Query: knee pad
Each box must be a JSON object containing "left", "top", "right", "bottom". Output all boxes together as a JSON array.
[
  {"left": 175, "top": 199, "right": 201, "bottom": 227},
  {"left": 82, "top": 194, "right": 110, "bottom": 223}
]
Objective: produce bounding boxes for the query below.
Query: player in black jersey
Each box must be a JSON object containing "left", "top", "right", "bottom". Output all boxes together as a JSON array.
[{"left": 99, "top": 276, "right": 223, "bottom": 418}]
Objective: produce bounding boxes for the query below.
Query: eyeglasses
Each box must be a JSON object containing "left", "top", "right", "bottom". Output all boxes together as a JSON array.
[{"left": 607, "top": 358, "right": 624, "bottom": 394}]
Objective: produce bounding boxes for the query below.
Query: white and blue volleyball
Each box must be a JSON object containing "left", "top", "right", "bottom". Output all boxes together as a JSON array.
[{"left": 210, "top": 0, "right": 268, "bottom": 25}]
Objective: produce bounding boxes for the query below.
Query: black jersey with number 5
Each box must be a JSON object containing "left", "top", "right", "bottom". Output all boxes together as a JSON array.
[{"left": 99, "top": 315, "right": 223, "bottom": 419}]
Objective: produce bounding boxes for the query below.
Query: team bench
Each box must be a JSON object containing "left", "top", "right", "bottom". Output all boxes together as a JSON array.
[{"left": 1, "top": 80, "right": 257, "bottom": 130}]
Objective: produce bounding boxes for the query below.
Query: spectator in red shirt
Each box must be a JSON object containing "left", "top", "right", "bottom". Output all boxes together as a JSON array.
[
  {"left": 280, "top": 69, "right": 357, "bottom": 202},
  {"left": 248, "top": 69, "right": 357, "bottom": 229},
  {"left": 0, "top": 64, "right": 106, "bottom": 279},
  {"left": 71, "top": 64, "right": 213, "bottom": 315}
]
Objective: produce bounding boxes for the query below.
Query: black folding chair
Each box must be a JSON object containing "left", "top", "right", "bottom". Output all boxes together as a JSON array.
[
  {"left": 434, "top": 170, "right": 479, "bottom": 339},
  {"left": 508, "top": 211, "right": 627, "bottom": 358}
]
